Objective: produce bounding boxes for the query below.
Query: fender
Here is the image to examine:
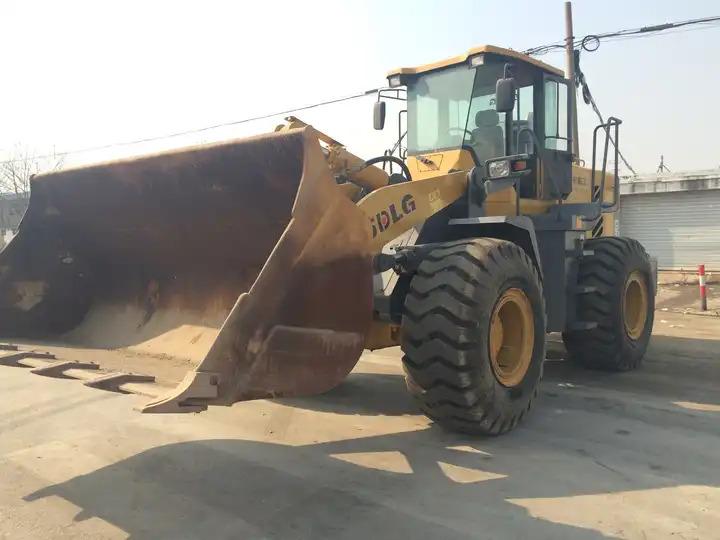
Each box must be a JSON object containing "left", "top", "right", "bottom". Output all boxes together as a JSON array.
[{"left": 448, "top": 215, "right": 543, "bottom": 279}]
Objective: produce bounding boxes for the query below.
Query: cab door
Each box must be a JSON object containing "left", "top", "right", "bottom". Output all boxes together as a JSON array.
[{"left": 538, "top": 75, "right": 573, "bottom": 199}]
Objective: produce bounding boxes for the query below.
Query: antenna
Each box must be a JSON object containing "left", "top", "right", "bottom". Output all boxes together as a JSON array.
[{"left": 656, "top": 155, "right": 671, "bottom": 174}]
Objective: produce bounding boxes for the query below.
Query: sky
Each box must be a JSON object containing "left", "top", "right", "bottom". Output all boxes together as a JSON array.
[{"left": 2, "top": 0, "right": 719, "bottom": 174}]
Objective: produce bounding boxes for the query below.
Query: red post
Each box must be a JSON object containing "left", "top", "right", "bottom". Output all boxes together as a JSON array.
[{"left": 699, "top": 264, "right": 708, "bottom": 311}]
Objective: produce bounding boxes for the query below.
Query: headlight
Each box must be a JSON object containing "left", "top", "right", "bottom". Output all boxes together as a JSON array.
[
  {"left": 469, "top": 54, "right": 485, "bottom": 67},
  {"left": 488, "top": 160, "right": 510, "bottom": 178},
  {"left": 388, "top": 75, "right": 402, "bottom": 88}
]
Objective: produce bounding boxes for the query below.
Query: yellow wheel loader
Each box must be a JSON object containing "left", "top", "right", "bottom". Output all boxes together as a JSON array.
[{"left": 0, "top": 45, "right": 654, "bottom": 434}]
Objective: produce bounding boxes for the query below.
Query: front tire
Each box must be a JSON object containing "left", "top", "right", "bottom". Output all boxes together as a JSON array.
[
  {"left": 401, "top": 239, "right": 546, "bottom": 435},
  {"left": 563, "top": 237, "right": 654, "bottom": 371}
]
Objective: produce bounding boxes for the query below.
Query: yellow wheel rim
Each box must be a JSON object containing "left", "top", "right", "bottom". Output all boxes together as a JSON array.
[
  {"left": 623, "top": 271, "right": 649, "bottom": 340},
  {"left": 489, "top": 288, "right": 535, "bottom": 387}
]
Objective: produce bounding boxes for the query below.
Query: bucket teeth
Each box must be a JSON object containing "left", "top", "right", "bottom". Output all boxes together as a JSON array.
[
  {"left": 31, "top": 360, "right": 99, "bottom": 378},
  {"left": 0, "top": 351, "right": 56, "bottom": 367},
  {"left": 84, "top": 373, "right": 156, "bottom": 393},
  {"left": 0, "top": 347, "right": 160, "bottom": 397},
  {"left": 141, "top": 371, "right": 219, "bottom": 414}
]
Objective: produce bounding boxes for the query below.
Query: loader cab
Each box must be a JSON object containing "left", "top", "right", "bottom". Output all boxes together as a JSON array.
[{"left": 385, "top": 46, "right": 573, "bottom": 201}]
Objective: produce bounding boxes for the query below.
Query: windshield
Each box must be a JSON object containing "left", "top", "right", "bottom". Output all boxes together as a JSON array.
[
  {"left": 406, "top": 62, "right": 511, "bottom": 163},
  {"left": 406, "top": 66, "right": 475, "bottom": 154}
]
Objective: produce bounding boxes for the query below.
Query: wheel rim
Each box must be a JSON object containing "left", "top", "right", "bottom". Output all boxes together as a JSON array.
[
  {"left": 623, "top": 271, "right": 649, "bottom": 340},
  {"left": 489, "top": 288, "right": 535, "bottom": 387}
]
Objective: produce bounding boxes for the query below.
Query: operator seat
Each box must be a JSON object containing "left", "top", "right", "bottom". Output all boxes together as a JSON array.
[
  {"left": 517, "top": 111, "right": 535, "bottom": 154},
  {"left": 471, "top": 110, "right": 505, "bottom": 164}
]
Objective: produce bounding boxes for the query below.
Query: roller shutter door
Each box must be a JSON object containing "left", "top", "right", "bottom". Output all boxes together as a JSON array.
[{"left": 618, "top": 190, "right": 720, "bottom": 270}]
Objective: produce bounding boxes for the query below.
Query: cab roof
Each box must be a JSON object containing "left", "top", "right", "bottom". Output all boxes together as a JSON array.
[{"left": 387, "top": 44, "right": 564, "bottom": 78}]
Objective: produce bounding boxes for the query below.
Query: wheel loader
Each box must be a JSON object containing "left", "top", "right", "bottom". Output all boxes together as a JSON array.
[{"left": 0, "top": 45, "right": 654, "bottom": 434}]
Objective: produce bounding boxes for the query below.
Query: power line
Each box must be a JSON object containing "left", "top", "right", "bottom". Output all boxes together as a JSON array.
[
  {"left": 0, "top": 89, "right": 378, "bottom": 165},
  {"left": 524, "top": 14, "right": 720, "bottom": 55},
  {"left": 572, "top": 49, "right": 638, "bottom": 175},
  {"left": 525, "top": 15, "right": 720, "bottom": 175},
  {"left": 576, "top": 61, "right": 638, "bottom": 176},
  {"left": 5, "top": 14, "right": 720, "bottom": 168}
]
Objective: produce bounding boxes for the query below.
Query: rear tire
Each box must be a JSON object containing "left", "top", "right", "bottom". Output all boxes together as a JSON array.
[
  {"left": 563, "top": 237, "right": 654, "bottom": 371},
  {"left": 401, "top": 239, "right": 546, "bottom": 435}
]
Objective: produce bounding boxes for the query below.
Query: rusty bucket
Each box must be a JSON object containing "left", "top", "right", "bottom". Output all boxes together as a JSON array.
[{"left": 0, "top": 127, "right": 374, "bottom": 412}]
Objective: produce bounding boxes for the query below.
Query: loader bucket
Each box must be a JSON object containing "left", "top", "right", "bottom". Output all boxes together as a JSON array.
[{"left": 0, "top": 127, "right": 374, "bottom": 412}]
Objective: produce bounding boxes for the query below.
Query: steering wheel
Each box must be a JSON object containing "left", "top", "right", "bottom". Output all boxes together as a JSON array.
[
  {"left": 357, "top": 155, "right": 413, "bottom": 183},
  {"left": 448, "top": 127, "right": 475, "bottom": 142}
]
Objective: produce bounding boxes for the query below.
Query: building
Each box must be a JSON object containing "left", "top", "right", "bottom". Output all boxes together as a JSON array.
[
  {"left": 0, "top": 193, "right": 29, "bottom": 230},
  {"left": 0, "top": 194, "right": 29, "bottom": 249},
  {"left": 618, "top": 170, "right": 720, "bottom": 271}
]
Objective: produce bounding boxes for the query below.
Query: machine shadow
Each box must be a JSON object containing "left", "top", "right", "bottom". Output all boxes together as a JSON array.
[
  {"left": 21, "top": 332, "right": 720, "bottom": 539},
  {"left": 24, "top": 418, "right": 720, "bottom": 540},
  {"left": 282, "top": 330, "right": 720, "bottom": 420},
  {"left": 19, "top": 434, "right": 622, "bottom": 540},
  {"left": 543, "top": 333, "right": 720, "bottom": 408},
  {"left": 279, "top": 372, "right": 417, "bottom": 416}
]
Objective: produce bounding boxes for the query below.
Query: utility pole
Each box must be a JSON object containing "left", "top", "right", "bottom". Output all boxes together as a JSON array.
[{"left": 565, "top": 1, "right": 580, "bottom": 158}]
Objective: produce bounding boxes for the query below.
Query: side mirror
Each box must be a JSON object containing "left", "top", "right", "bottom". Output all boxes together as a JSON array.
[
  {"left": 495, "top": 77, "right": 516, "bottom": 113},
  {"left": 373, "top": 101, "right": 386, "bottom": 130}
]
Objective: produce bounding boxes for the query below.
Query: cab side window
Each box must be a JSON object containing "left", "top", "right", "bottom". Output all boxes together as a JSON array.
[
  {"left": 513, "top": 84, "right": 535, "bottom": 154},
  {"left": 544, "top": 79, "right": 569, "bottom": 151}
]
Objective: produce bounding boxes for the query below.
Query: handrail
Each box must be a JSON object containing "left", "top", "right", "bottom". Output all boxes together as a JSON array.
[{"left": 590, "top": 117, "right": 622, "bottom": 213}]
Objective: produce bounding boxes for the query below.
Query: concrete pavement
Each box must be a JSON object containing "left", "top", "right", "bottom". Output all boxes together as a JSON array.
[{"left": 1, "top": 310, "right": 719, "bottom": 539}]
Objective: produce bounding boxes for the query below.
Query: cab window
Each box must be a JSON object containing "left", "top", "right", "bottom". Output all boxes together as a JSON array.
[
  {"left": 544, "top": 79, "right": 569, "bottom": 151},
  {"left": 407, "top": 66, "right": 475, "bottom": 153},
  {"left": 464, "top": 63, "right": 507, "bottom": 164},
  {"left": 512, "top": 84, "right": 534, "bottom": 154}
]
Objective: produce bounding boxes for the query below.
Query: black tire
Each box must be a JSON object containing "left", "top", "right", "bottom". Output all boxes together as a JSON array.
[
  {"left": 563, "top": 237, "right": 654, "bottom": 371},
  {"left": 401, "top": 238, "right": 546, "bottom": 435}
]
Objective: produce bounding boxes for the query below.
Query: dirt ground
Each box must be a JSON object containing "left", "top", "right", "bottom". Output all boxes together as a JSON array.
[
  {"left": 0, "top": 291, "right": 718, "bottom": 539},
  {"left": 656, "top": 281, "right": 720, "bottom": 314}
]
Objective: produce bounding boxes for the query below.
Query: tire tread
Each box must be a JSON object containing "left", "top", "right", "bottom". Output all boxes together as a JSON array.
[{"left": 401, "top": 238, "right": 544, "bottom": 435}]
